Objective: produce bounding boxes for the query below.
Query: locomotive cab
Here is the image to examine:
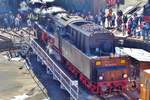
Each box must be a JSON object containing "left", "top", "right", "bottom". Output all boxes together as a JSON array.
[
  {"left": 69, "top": 23, "right": 115, "bottom": 56},
  {"left": 88, "top": 30, "right": 115, "bottom": 56}
]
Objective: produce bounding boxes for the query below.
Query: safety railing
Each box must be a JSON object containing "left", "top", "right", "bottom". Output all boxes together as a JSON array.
[{"left": 30, "top": 39, "right": 79, "bottom": 100}]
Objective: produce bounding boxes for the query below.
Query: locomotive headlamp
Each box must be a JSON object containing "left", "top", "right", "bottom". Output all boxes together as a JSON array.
[
  {"left": 99, "top": 76, "right": 103, "bottom": 80},
  {"left": 140, "top": 84, "right": 144, "bottom": 87},
  {"left": 120, "top": 59, "right": 126, "bottom": 64},
  {"left": 123, "top": 74, "right": 128, "bottom": 78},
  {"left": 96, "top": 61, "right": 101, "bottom": 66}
]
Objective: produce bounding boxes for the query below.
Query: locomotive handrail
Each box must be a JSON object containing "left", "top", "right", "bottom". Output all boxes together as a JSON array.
[
  {"left": 34, "top": 22, "right": 55, "bottom": 38},
  {"left": 30, "top": 39, "right": 79, "bottom": 100}
]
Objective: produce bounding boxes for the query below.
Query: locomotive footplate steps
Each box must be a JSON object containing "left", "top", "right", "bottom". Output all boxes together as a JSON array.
[{"left": 30, "top": 39, "right": 79, "bottom": 100}]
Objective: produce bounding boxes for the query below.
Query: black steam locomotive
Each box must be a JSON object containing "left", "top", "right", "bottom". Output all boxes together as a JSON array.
[{"left": 34, "top": 6, "right": 129, "bottom": 95}]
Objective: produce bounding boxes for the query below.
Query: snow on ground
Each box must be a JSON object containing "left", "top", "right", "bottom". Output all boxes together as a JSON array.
[
  {"left": 0, "top": 52, "right": 45, "bottom": 100},
  {"left": 11, "top": 94, "right": 30, "bottom": 100}
]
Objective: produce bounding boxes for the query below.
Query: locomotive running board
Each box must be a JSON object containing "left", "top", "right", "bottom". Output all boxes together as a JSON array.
[{"left": 30, "top": 39, "right": 79, "bottom": 100}]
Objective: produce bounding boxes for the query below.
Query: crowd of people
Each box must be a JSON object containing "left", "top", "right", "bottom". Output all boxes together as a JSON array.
[
  {"left": 0, "top": 12, "right": 33, "bottom": 31},
  {"left": 0, "top": 7, "right": 149, "bottom": 42},
  {"left": 0, "top": 13, "right": 21, "bottom": 31},
  {"left": 71, "top": 9, "right": 150, "bottom": 41}
]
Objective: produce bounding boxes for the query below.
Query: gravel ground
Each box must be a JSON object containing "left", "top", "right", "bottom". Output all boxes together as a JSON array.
[{"left": 0, "top": 52, "right": 45, "bottom": 100}]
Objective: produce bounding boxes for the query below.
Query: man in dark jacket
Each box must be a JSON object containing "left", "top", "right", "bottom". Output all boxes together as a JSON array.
[{"left": 123, "top": 15, "right": 128, "bottom": 28}]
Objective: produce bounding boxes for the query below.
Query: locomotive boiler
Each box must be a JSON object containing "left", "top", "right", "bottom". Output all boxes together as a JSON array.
[{"left": 34, "top": 6, "right": 129, "bottom": 95}]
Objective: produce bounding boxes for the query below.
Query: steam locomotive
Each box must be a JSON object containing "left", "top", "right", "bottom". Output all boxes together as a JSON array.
[{"left": 33, "top": 6, "right": 129, "bottom": 95}]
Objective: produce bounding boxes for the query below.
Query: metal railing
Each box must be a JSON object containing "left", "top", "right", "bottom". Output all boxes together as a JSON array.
[{"left": 30, "top": 39, "right": 79, "bottom": 100}]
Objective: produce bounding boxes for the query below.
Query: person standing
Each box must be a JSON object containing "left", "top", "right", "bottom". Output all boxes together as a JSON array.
[
  {"left": 18, "top": 14, "right": 23, "bottom": 29},
  {"left": 107, "top": 9, "right": 112, "bottom": 28},
  {"left": 116, "top": 10, "right": 123, "bottom": 31},
  {"left": 127, "top": 18, "right": 133, "bottom": 36},
  {"left": 111, "top": 13, "right": 116, "bottom": 28},
  {"left": 15, "top": 15, "right": 20, "bottom": 31},
  {"left": 27, "top": 18, "right": 32, "bottom": 40},
  {"left": 27, "top": 18, "right": 32, "bottom": 29},
  {"left": 88, "top": 13, "right": 94, "bottom": 22},
  {"left": 3, "top": 15, "right": 9, "bottom": 30},
  {"left": 9, "top": 14, "right": 15, "bottom": 30},
  {"left": 139, "top": 15, "right": 144, "bottom": 25},
  {"left": 101, "top": 11, "right": 106, "bottom": 27},
  {"left": 94, "top": 14, "right": 99, "bottom": 24},
  {"left": 138, "top": 22, "right": 144, "bottom": 38},
  {"left": 132, "top": 15, "right": 138, "bottom": 37},
  {"left": 98, "top": 12, "right": 102, "bottom": 25},
  {"left": 133, "top": 13, "right": 139, "bottom": 25},
  {"left": 116, "top": 16, "right": 123, "bottom": 31},
  {"left": 20, "top": 31, "right": 24, "bottom": 43},
  {"left": 116, "top": 0, "right": 120, "bottom": 10},
  {"left": 41, "top": 32, "right": 48, "bottom": 48},
  {"left": 143, "top": 23, "right": 150, "bottom": 41},
  {"left": 123, "top": 15, "right": 128, "bottom": 31}
]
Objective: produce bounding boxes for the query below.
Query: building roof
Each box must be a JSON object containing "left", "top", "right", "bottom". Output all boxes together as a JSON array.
[
  {"left": 116, "top": 47, "right": 150, "bottom": 62},
  {"left": 144, "top": 69, "right": 150, "bottom": 74}
]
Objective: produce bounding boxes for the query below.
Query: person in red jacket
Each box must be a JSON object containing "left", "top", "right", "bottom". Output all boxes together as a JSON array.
[
  {"left": 41, "top": 32, "right": 48, "bottom": 47},
  {"left": 127, "top": 18, "right": 133, "bottom": 37}
]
